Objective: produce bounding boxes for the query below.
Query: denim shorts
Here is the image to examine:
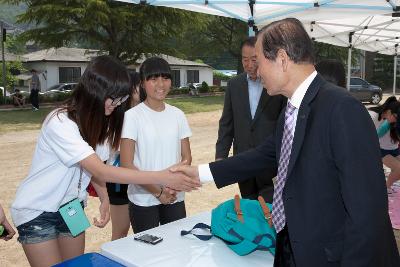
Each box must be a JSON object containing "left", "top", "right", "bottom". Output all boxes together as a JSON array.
[{"left": 17, "top": 202, "right": 84, "bottom": 244}]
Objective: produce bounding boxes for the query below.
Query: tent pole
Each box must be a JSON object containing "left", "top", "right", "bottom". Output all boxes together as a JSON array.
[
  {"left": 248, "top": 0, "right": 256, "bottom": 36},
  {"left": 346, "top": 32, "right": 354, "bottom": 91},
  {"left": 347, "top": 47, "right": 352, "bottom": 91},
  {"left": 394, "top": 55, "right": 397, "bottom": 96}
]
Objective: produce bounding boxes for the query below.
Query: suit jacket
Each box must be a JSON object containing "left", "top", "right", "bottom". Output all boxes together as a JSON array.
[
  {"left": 215, "top": 73, "right": 286, "bottom": 201},
  {"left": 210, "top": 74, "right": 400, "bottom": 266}
]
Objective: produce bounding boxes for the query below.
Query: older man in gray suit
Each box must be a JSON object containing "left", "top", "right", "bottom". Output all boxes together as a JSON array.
[{"left": 215, "top": 37, "right": 286, "bottom": 202}]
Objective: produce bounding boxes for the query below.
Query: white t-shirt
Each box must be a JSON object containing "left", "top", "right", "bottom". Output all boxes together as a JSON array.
[
  {"left": 121, "top": 103, "right": 192, "bottom": 206},
  {"left": 11, "top": 110, "right": 110, "bottom": 227},
  {"left": 369, "top": 110, "right": 398, "bottom": 150}
]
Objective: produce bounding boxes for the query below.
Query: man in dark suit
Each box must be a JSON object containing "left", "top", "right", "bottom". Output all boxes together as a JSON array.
[
  {"left": 173, "top": 18, "right": 399, "bottom": 266},
  {"left": 216, "top": 37, "right": 285, "bottom": 202}
]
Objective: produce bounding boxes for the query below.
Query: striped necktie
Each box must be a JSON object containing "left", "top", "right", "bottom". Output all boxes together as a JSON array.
[{"left": 272, "top": 102, "right": 296, "bottom": 233}]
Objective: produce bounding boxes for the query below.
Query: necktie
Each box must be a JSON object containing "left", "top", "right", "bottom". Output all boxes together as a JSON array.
[{"left": 272, "top": 102, "right": 296, "bottom": 233}]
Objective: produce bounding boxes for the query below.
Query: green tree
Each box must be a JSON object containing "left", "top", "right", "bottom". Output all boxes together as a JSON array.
[
  {"left": 0, "top": 60, "right": 26, "bottom": 90},
  {"left": 314, "top": 41, "right": 360, "bottom": 66},
  {"left": 172, "top": 15, "right": 247, "bottom": 71},
  {"left": 5, "top": 34, "right": 27, "bottom": 54},
  {"left": 2, "top": 0, "right": 195, "bottom": 63}
]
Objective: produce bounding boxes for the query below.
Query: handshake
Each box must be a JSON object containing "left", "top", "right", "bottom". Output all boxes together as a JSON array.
[{"left": 160, "top": 162, "right": 203, "bottom": 193}]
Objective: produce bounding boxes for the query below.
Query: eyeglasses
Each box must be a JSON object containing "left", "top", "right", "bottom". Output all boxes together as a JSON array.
[{"left": 110, "top": 95, "right": 130, "bottom": 106}]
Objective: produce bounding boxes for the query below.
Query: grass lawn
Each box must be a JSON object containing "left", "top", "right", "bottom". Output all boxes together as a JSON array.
[
  {"left": 166, "top": 95, "right": 223, "bottom": 114},
  {"left": 0, "top": 95, "right": 224, "bottom": 134}
]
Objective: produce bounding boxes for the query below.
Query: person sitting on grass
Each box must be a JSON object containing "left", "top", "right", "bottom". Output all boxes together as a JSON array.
[{"left": 12, "top": 89, "right": 25, "bottom": 107}]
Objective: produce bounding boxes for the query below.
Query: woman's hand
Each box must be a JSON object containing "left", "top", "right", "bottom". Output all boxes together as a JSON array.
[
  {"left": 93, "top": 198, "right": 110, "bottom": 228},
  {"left": 0, "top": 204, "right": 15, "bottom": 241},
  {"left": 89, "top": 177, "right": 111, "bottom": 228},
  {"left": 158, "top": 187, "right": 177, "bottom": 204},
  {"left": 160, "top": 168, "right": 201, "bottom": 192}
]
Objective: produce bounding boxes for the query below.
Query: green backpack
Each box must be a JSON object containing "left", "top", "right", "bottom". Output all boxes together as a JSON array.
[{"left": 181, "top": 195, "right": 276, "bottom": 256}]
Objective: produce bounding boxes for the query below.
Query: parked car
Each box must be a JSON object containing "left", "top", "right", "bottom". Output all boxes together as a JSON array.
[
  {"left": 0, "top": 86, "right": 11, "bottom": 97},
  {"left": 349, "top": 77, "right": 382, "bottom": 104},
  {"left": 45, "top": 83, "right": 77, "bottom": 94}
]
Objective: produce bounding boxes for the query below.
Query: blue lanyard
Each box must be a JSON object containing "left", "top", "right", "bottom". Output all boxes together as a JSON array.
[{"left": 113, "top": 155, "right": 121, "bottom": 192}]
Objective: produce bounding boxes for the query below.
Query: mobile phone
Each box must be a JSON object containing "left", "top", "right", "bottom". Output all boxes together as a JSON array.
[
  {"left": 134, "top": 234, "right": 163, "bottom": 245},
  {"left": 0, "top": 225, "right": 9, "bottom": 237}
]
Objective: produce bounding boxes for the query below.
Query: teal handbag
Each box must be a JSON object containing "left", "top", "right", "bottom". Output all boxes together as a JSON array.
[{"left": 181, "top": 195, "right": 276, "bottom": 256}]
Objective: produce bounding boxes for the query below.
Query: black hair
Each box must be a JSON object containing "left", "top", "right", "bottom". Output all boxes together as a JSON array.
[
  {"left": 316, "top": 59, "right": 346, "bottom": 88},
  {"left": 258, "top": 18, "right": 315, "bottom": 64},
  {"left": 139, "top": 57, "right": 172, "bottom": 100},
  {"left": 128, "top": 70, "right": 144, "bottom": 103},
  {"left": 369, "top": 96, "right": 400, "bottom": 143},
  {"left": 240, "top": 36, "right": 257, "bottom": 50},
  {"left": 59, "top": 55, "right": 131, "bottom": 150}
]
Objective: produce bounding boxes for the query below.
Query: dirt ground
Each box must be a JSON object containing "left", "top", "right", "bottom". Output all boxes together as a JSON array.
[
  {"left": 0, "top": 109, "right": 399, "bottom": 266},
  {"left": 0, "top": 110, "right": 240, "bottom": 267}
]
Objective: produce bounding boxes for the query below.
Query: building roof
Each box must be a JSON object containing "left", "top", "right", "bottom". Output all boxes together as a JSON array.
[
  {"left": 22, "top": 47, "right": 100, "bottom": 63},
  {"left": 134, "top": 54, "right": 212, "bottom": 68},
  {"left": 3, "top": 52, "right": 26, "bottom": 62},
  {"left": 21, "top": 47, "right": 211, "bottom": 68}
]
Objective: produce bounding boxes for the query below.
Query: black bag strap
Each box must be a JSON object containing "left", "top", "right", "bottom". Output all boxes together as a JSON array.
[{"left": 180, "top": 223, "right": 213, "bottom": 241}]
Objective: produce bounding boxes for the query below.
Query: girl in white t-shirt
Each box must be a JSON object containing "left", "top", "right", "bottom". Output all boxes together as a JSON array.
[
  {"left": 368, "top": 96, "right": 400, "bottom": 193},
  {"left": 120, "top": 57, "right": 192, "bottom": 233},
  {"left": 11, "top": 56, "right": 199, "bottom": 267}
]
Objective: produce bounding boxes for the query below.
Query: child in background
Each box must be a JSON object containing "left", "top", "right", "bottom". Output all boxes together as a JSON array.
[
  {"left": 368, "top": 96, "right": 400, "bottom": 193},
  {"left": 120, "top": 57, "right": 192, "bottom": 233},
  {"left": 106, "top": 70, "right": 141, "bottom": 240}
]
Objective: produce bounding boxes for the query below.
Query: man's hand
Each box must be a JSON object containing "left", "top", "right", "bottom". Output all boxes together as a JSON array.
[
  {"left": 170, "top": 165, "right": 200, "bottom": 180},
  {"left": 160, "top": 164, "right": 201, "bottom": 192}
]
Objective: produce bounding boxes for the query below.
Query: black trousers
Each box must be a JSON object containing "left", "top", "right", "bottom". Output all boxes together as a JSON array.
[
  {"left": 128, "top": 201, "right": 186, "bottom": 233},
  {"left": 30, "top": 89, "right": 39, "bottom": 109},
  {"left": 274, "top": 225, "right": 296, "bottom": 267}
]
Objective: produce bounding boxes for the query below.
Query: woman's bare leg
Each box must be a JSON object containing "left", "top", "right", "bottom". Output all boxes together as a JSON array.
[
  {"left": 110, "top": 204, "right": 130, "bottom": 240},
  {"left": 383, "top": 155, "right": 400, "bottom": 189},
  {"left": 58, "top": 232, "right": 85, "bottom": 261},
  {"left": 22, "top": 239, "right": 62, "bottom": 267}
]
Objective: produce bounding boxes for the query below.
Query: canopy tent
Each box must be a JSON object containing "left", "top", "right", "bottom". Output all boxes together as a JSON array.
[
  {"left": 116, "top": 0, "right": 400, "bottom": 92},
  {"left": 116, "top": 0, "right": 399, "bottom": 33},
  {"left": 300, "top": 15, "right": 400, "bottom": 92}
]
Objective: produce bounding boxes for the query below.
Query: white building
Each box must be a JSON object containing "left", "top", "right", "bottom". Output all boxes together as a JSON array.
[
  {"left": 20, "top": 47, "right": 213, "bottom": 91},
  {"left": 130, "top": 55, "right": 213, "bottom": 88},
  {"left": 21, "top": 47, "right": 99, "bottom": 92}
]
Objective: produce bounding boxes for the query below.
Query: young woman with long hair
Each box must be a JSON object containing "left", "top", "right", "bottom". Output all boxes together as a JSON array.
[
  {"left": 11, "top": 55, "right": 199, "bottom": 267},
  {"left": 106, "top": 70, "right": 141, "bottom": 240}
]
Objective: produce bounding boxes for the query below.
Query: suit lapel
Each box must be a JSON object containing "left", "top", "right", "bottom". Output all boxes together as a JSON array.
[
  {"left": 251, "top": 89, "right": 270, "bottom": 126},
  {"left": 285, "top": 74, "right": 324, "bottom": 179}
]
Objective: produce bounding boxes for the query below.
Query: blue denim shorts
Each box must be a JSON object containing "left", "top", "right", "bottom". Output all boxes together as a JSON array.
[{"left": 17, "top": 202, "right": 84, "bottom": 244}]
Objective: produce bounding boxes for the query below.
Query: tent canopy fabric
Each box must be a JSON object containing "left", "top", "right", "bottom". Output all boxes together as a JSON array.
[
  {"left": 304, "top": 15, "right": 400, "bottom": 55},
  {"left": 116, "top": 0, "right": 400, "bottom": 55},
  {"left": 115, "top": 0, "right": 400, "bottom": 93},
  {"left": 117, "top": 1, "right": 399, "bottom": 25}
]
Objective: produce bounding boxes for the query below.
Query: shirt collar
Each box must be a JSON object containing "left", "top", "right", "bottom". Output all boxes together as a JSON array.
[
  {"left": 246, "top": 73, "right": 261, "bottom": 83},
  {"left": 289, "top": 70, "right": 317, "bottom": 109}
]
